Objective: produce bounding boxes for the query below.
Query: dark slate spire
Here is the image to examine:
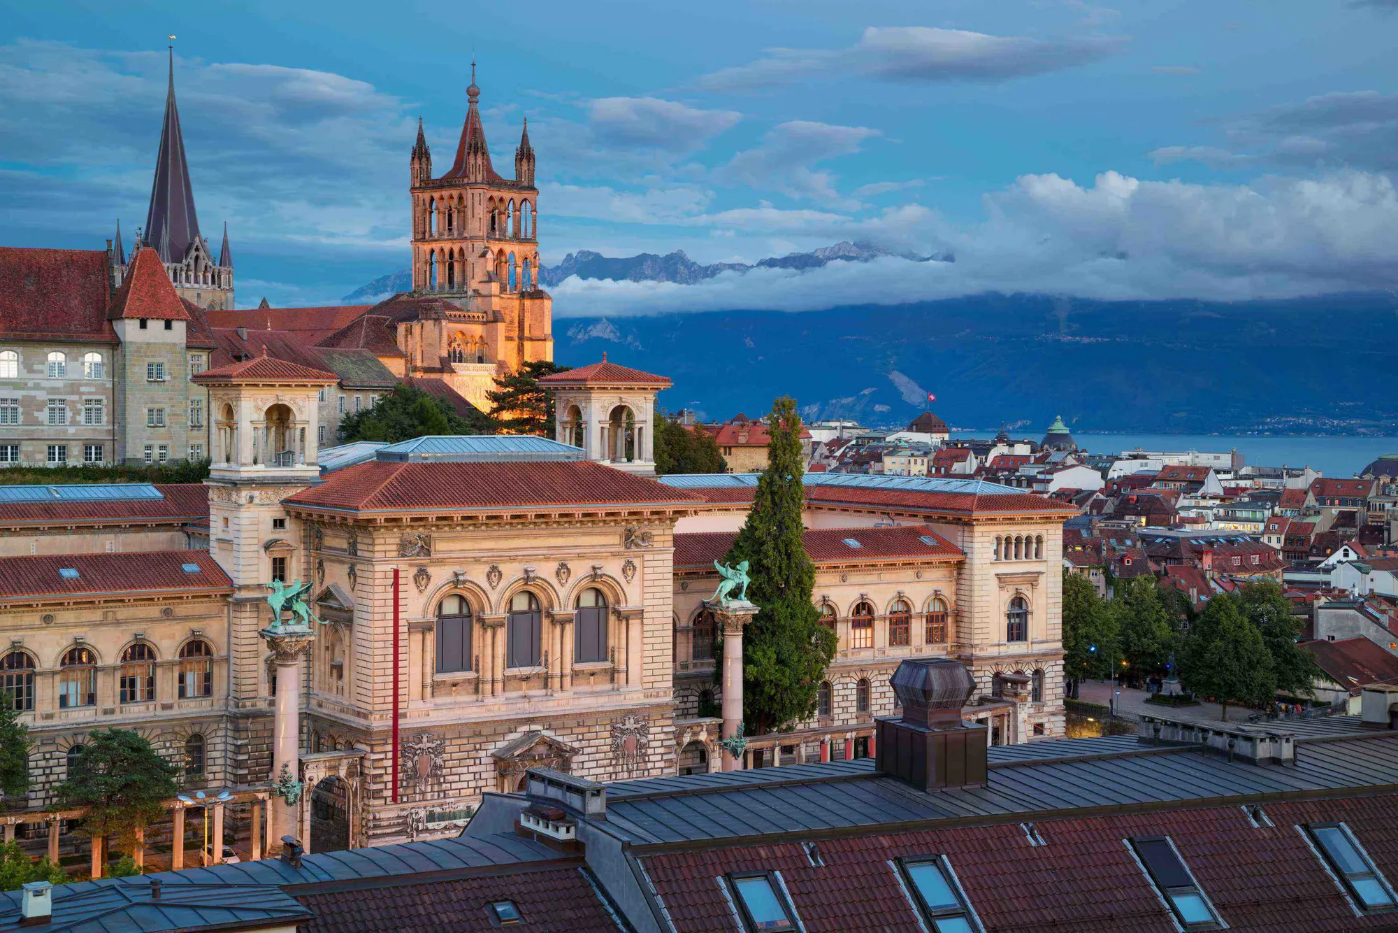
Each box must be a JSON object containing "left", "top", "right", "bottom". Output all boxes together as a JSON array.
[
  {"left": 514, "top": 116, "right": 535, "bottom": 186},
  {"left": 144, "top": 43, "right": 201, "bottom": 263},
  {"left": 112, "top": 219, "right": 126, "bottom": 266},
  {"left": 446, "top": 61, "right": 497, "bottom": 180},
  {"left": 218, "top": 221, "right": 232, "bottom": 268}
]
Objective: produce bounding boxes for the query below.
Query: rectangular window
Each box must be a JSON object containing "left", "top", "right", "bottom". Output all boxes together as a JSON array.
[
  {"left": 83, "top": 444, "right": 102, "bottom": 465},
  {"left": 146, "top": 407, "right": 166, "bottom": 428},
  {"left": 164, "top": 319, "right": 173, "bottom": 330},
  {"left": 1305, "top": 823, "right": 1396, "bottom": 912},
  {"left": 1129, "top": 837, "right": 1222, "bottom": 930},
  {"left": 188, "top": 354, "right": 204, "bottom": 375},
  {"left": 318, "top": 425, "right": 326, "bottom": 444},
  {"left": 46, "top": 399, "right": 67, "bottom": 425},
  {"left": 575, "top": 605, "right": 609, "bottom": 664},
  {"left": 0, "top": 398, "right": 17, "bottom": 425},
  {"left": 897, "top": 858, "right": 979, "bottom": 933},
  {"left": 338, "top": 396, "right": 345, "bottom": 415},
  {"left": 146, "top": 361, "right": 165, "bottom": 382},
  {"left": 46, "top": 445, "right": 67, "bottom": 465},
  {"left": 82, "top": 398, "right": 104, "bottom": 426},
  {"left": 0, "top": 445, "right": 18, "bottom": 464},
  {"left": 727, "top": 873, "right": 798, "bottom": 933},
  {"left": 354, "top": 395, "right": 362, "bottom": 413},
  {"left": 317, "top": 387, "right": 326, "bottom": 402},
  {"left": 436, "top": 612, "right": 473, "bottom": 673},
  {"left": 507, "top": 611, "right": 541, "bottom": 668},
  {"left": 157, "top": 445, "right": 168, "bottom": 464},
  {"left": 189, "top": 398, "right": 203, "bottom": 427},
  {"left": 143, "top": 444, "right": 154, "bottom": 464},
  {"left": 272, "top": 518, "right": 286, "bottom": 530},
  {"left": 271, "top": 556, "right": 286, "bottom": 582},
  {"left": 139, "top": 319, "right": 148, "bottom": 330},
  {"left": 188, "top": 444, "right": 203, "bottom": 461}
]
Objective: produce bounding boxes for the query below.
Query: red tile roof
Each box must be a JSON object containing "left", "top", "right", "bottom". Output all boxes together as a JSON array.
[
  {"left": 0, "top": 484, "right": 208, "bottom": 528},
  {"left": 1310, "top": 478, "right": 1376, "bottom": 499},
  {"left": 296, "top": 864, "right": 620, "bottom": 933},
  {"left": 675, "top": 526, "right": 962, "bottom": 568},
  {"left": 0, "top": 550, "right": 232, "bottom": 601},
  {"left": 314, "top": 313, "right": 406, "bottom": 357},
  {"left": 180, "top": 299, "right": 219, "bottom": 350},
  {"left": 285, "top": 460, "right": 704, "bottom": 512},
  {"left": 192, "top": 352, "right": 339, "bottom": 384},
  {"left": 1278, "top": 487, "right": 1308, "bottom": 509},
  {"left": 1304, "top": 637, "right": 1398, "bottom": 693},
  {"left": 204, "top": 305, "right": 371, "bottom": 340},
  {"left": 0, "top": 247, "right": 117, "bottom": 343},
  {"left": 705, "top": 416, "right": 812, "bottom": 447},
  {"left": 537, "top": 357, "right": 671, "bottom": 387},
  {"left": 1156, "top": 464, "right": 1212, "bottom": 482},
  {"left": 106, "top": 247, "right": 190, "bottom": 321},
  {"left": 805, "top": 483, "right": 1073, "bottom": 516}
]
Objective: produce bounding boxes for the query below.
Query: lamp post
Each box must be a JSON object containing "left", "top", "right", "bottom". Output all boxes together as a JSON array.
[{"left": 177, "top": 790, "right": 231, "bottom": 866}]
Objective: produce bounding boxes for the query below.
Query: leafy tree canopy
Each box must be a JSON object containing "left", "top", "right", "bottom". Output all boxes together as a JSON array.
[
  {"left": 486, "top": 360, "right": 571, "bottom": 436},
  {"left": 0, "top": 693, "right": 29, "bottom": 800},
  {"left": 0, "top": 841, "right": 64, "bottom": 892},
  {"left": 1179, "top": 593, "right": 1277, "bottom": 720},
  {"left": 655, "top": 409, "right": 727, "bottom": 475},
  {"left": 1116, "top": 576, "right": 1178, "bottom": 676},
  {"left": 1062, "top": 572, "right": 1122, "bottom": 683},
  {"left": 1237, "top": 580, "right": 1318, "bottom": 698},
  {"left": 338, "top": 383, "right": 493, "bottom": 443},
  {"left": 52, "top": 729, "right": 179, "bottom": 855},
  {"left": 722, "top": 397, "right": 836, "bottom": 733}
]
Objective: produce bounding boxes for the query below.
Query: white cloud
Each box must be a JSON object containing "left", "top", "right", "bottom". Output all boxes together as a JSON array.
[
  {"left": 547, "top": 170, "right": 1398, "bottom": 317},
  {"left": 714, "top": 121, "right": 880, "bottom": 208},
  {"left": 542, "top": 182, "right": 714, "bottom": 224},
  {"left": 853, "top": 179, "right": 927, "bottom": 197},
  {"left": 586, "top": 97, "right": 740, "bottom": 152},
  {"left": 697, "top": 26, "right": 1125, "bottom": 93}
]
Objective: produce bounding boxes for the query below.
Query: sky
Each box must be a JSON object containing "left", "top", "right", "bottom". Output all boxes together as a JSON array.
[{"left": 2, "top": 0, "right": 1397, "bottom": 312}]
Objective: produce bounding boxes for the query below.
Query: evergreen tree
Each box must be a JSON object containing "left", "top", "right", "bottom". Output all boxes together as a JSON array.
[
  {"left": 1061, "top": 572, "right": 1121, "bottom": 694},
  {"left": 720, "top": 397, "right": 837, "bottom": 734},
  {"left": 486, "top": 361, "right": 571, "bottom": 435},
  {"left": 1116, "top": 576, "right": 1177, "bottom": 678},
  {"left": 654, "top": 409, "right": 727, "bottom": 475},
  {"left": 0, "top": 841, "right": 64, "bottom": 891},
  {"left": 53, "top": 729, "right": 179, "bottom": 862},
  {"left": 338, "top": 383, "right": 493, "bottom": 443},
  {"left": 0, "top": 694, "right": 29, "bottom": 801},
  {"left": 1179, "top": 593, "right": 1277, "bottom": 721},
  {"left": 1237, "top": 580, "right": 1318, "bottom": 698}
]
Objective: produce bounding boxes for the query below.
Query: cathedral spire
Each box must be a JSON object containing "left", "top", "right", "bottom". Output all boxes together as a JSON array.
[
  {"left": 112, "top": 219, "right": 126, "bottom": 266},
  {"left": 144, "top": 39, "right": 201, "bottom": 263},
  {"left": 445, "top": 60, "right": 495, "bottom": 180},
  {"left": 219, "top": 221, "right": 232, "bottom": 268},
  {"left": 514, "top": 116, "right": 535, "bottom": 187}
]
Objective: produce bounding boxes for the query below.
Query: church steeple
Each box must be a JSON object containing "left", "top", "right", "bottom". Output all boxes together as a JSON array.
[
  {"left": 410, "top": 116, "right": 432, "bottom": 184},
  {"left": 445, "top": 61, "right": 496, "bottom": 181},
  {"left": 218, "top": 221, "right": 232, "bottom": 268},
  {"left": 515, "top": 117, "right": 535, "bottom": 187},
  {"left": 144, "top": 41, "right": 201, "bottom": 263},
  {"left": 112, "top": 219, "right": 126, "bottom": 266}
]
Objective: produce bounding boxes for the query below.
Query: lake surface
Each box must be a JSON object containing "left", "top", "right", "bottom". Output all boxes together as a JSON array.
[{"left": 956, "top": 431, "right": 1398, "bottom": 478}]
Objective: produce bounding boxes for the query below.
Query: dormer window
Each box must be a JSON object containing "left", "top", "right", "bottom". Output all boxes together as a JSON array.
[{"left": 727, "top": 872, "right": 798, "bottom": 932}]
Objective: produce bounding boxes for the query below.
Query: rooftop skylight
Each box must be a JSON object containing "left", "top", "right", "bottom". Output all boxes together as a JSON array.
[
  {"left": 1306, "top": 822, "right": 1396, "bottom": 912},
  {"left": 58, "top": 568, "right": 79, "bottom": 580},
  {"left": 1129, "top": 837, "right": 1222, "bottom": 930},
  {"left": 728, "top": 872, "right": 797, "bottom": 932}
]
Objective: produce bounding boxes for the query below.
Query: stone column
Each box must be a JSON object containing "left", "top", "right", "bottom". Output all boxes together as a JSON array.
[
  {"left": 264, "top": 628, "right": 316, "bottom": 847},
  {"left": 480, "top": 616, "right": 505, "bottom": 696},
  {"left": 708, "top": 599, "right": 758, "bottom": 772},
  {"left": 46, "top": 820, "right": 58, "bottom": 865},
  {"left": 250, "top": 800, "right": 263, "bottom": 860},
  {"left": 211, "top": 803, "right": 225, "bottom": 865},
  {"left": 172, "top": 806, "right": 185, "bottom": 870}
]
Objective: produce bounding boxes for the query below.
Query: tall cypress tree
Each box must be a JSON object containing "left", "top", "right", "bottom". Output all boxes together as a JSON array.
[{"left": 721, "top": 397, "right": 836, "bottom": 734}]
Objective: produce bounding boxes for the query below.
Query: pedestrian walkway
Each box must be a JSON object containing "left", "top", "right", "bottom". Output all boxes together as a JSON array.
[{"left": 1076, "top": 680, "right": 1246, "bottom": 724}]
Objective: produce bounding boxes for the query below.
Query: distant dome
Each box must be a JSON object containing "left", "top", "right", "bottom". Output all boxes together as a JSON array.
[
  {"left": 1360, "top": 454, "right": 1398, "bottom": 479},
  {"left": 1041, "top": 415, "right": 1077, "bottom": 451},
  {"left": 908, "top": 411, "right": 949, "bottom": 435},
  {"left": 993, "top": 424, "right": 1010, "bottom": 445}
]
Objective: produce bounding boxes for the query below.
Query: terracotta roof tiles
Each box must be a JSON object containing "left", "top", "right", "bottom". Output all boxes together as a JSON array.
[
  {"left": 537, "top": 357, "right": 671, "bottom": 387},
  {"left": 675, "top": 526, "right": 962, "bottom": 569},
  {"left": 192, "top": 352, "right": 339, "bottom": 384},
  {"left": 0, "top": 247, "right": 117, "bottom": 343},
  {"left": 106, "top": 247, "right": 190, "bottom": 322},
  {"left": 0, "top": 550, "right": 232, "bottom": 601}
]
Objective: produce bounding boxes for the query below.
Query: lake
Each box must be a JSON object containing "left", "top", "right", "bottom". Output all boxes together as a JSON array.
[{"left": 956, "top": 431, "right": 1398, "bottom": 478}]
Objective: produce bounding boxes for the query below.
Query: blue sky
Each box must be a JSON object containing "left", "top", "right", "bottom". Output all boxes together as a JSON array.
[{"left": 2, "top": 0, "right": 1397, "bottom": 311}]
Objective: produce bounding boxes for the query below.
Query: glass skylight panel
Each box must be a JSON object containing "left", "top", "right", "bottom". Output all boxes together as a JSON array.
[
  {"left": 58, "top": 568, "right": 79, "bottom": 579},
  {"left": 899, "top": 858, "right": 980, "bottom": 933},
  {"left": 1129, "top": 837, "right": 1222, "bottom": 930},
  {"left": 729, "top": 873, "right": 796, "bottom": 932},
  {"left": 1307, "top": 823, "right": 1395, "bottom": 911},
  {"left": 843, "top": 538, "right": 863, "bottom": 549},
  {"left": 488, "top": 900, "right": 523, "bottom": 925},
  {"left": 182, "top": 563, "right": 201, "bottom": 573}
]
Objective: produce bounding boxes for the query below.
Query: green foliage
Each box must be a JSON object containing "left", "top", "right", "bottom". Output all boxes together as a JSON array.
[
  {"left": 105, "top": 856, "right": 141, "bottom": 878},
  {"left": 0, "top": 841, "right": 65, "bottom": 891},
  {"left": 1237, "top": 580, "right": 1318, "bottom": 698},
  {"left": 1061, "top": 572, "right": 1121, "bottom": 683},
  {"left": 338, "top": 384, "right": 493, "bottom": 443},
  {"left": 1179, "top": 593, "right": 1277, "bottom": 720},
  {"left": 52, "top": 729, "right": 179, "bottom": 856},
  {"left": 720, "top": 397, "right": 837, "bottom": 734},
  {"left": 0, "top": 460, "right": 210, "bottom": 486},
  {"left": 1115, "top": 576, "right": 1179, "bottom": 676},
  {"left": 486, "top": 360, "right": 571, "bottom": 436},
  {"left": 654, "top": 410, "right": 727, "bottom": 475},
  {"left": 0, "top": 693, "right": 30, "bottom": 801}
]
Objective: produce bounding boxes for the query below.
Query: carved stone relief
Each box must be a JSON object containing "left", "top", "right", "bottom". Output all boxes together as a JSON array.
[
  {"left": 623, "top": 526, "right": 654, "bottom": 549},
  {"left": 400, "top": 733, "right": 446, "bottom": 795},
  {"left": 611, "top": 714, "right": 650, "bottom": 776},
  {"left": 399, "top": 533, "right": 432, "bottom": 559},
  {"left": 622, "top": 558, "right": 637, "bottom": 584},
  {"left": 413, "top": 567, "right": 431, "bottom": 593},
  {"left": 486, "top": 564, "right": 503, "bottom": 589},
  {"left": 555, "top": 561, "right": 571, "bottom": 586}
]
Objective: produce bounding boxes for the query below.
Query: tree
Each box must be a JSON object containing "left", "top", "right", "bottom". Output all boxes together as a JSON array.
[
  {"left": 1179, "top": 593, "right": 1276, "bottom": 721},
  {"left": 486, "top": 361, "right": 571, "bottom": 436},
  {"left": 1116, "top": 576, "right": 1178, "bottom": 679},
  {"left": 719, "top": 397, "right": 837, "bottom": 734},
  {"left": 1237, "top": 580, "right": 1318, "bottom": 698},
  {"left": 338, "top": 384, "right": 492, "bottom": 443},
  {"left": 1061, "top": 572, "right": 1121, "bottom": 694},
  {"left": 52, "top": 729, "right": 179, "bottom": 863},
  {"left": 654, "top": 410, "right": 727, "bottom": 475},
  {"left": 0, "top": 694, "right": 29, "bottom": 801},
  {"left": 0, "top": 841, "right": 64, "bottom": 891}
]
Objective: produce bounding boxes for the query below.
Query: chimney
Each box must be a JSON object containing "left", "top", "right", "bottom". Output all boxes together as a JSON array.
[
  {"left": 875, "top": 659, "right": 987, "bottom": 792},
  {"left": 1360, "top": 684, "right": 1398, "bottom": 729},
  {"left": 20, "top": 881, "right": 52, "bottom": 926}
]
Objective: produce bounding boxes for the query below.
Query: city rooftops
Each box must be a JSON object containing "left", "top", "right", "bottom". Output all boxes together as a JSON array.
[
  {"left": 660, "top": 472, "right": 1076, "bottom": 515},
  {"left": 317, "top": 435, "right": 584, "bottom": 471}
]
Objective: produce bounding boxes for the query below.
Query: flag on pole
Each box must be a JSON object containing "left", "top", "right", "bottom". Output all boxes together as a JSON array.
[{"left": 927, "top": 392, "right": 936, "bottom": 403}]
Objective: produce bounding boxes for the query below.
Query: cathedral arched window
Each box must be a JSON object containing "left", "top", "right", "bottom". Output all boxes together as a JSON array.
[
  {"left": 522, "top": 257, "right": 532, "bottom": 291},
  {"left": 507, "top": 200, "right": 515, "bottom": 237},
  {"left": 428, "top": 251, "right": 438, "bottom": 290},
  {"left": 508, "top": 253, "right": 517, "bottom": 291},
  {"left": 521, "top": 201, "right": 533, "bottom": 238},
  {"left": 446, "top": 251, "right": 456, "bottom": 289},
  {"left": 428, "top": 198, "right": 437, "bottom": 236}
]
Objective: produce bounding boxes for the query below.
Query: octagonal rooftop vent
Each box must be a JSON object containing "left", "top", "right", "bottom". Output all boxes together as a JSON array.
[{"left": 890, "top": 658, "right": 976, "bottom": 728}]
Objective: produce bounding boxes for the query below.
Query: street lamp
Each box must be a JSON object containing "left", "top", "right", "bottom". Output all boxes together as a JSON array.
[{"left": 177, "top": 790, "right": 232, "bottom": 866}]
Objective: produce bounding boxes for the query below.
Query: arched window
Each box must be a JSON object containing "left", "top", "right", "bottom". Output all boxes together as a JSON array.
[
  {"left": 889, "top": 599, "right": 912, "bottom": 647},
  {"left": 521, "top": 201, "right": 533, "bottom": 238},
  {"left": 1031, "top": 669, "right": 1045, "bottom": 704},
  {"left": 46, "top": 351, "right": 66, "bottom": 379},
  {"left": 428, "top": 197, "right": 437, "bottom": 236},
  {"left": 446, "top": 250, "right": 456, "bottom": 289},
  {"left": 1, "top": 651, "right": 35, "bottom": 711},
  {"left": 925, "top": 598, "right": 949, "bottom": 644},
  {"left": 856, "top": 678, "right": 871, "bottom": 715},
  {"left": 508, "top": 253, "right": 517, "bottom": 291},
  {"left": 66, "top": 744, "right": 86, "bottom": 778},
  {"left": 817, "top": 681, "right": 832, "bottom": 718},
  {"left": 507, "top": 200, "right": 515, "bottom": 236},
  {"left": 0, "top": 350, "right": 16, "bottom": 379},
  {"left": 507, "top": 591, "right": 542, "bottom": 668},
  {"left": 1014, "top": 536, "right": 1023, "bottom": 560},
  {"left": 850, "top": 601, "right": 875, "bottom": 650},
  {"left": 82, "top": 352, "right": 104, "bottom": 380},
  {"left": 178, "top": 640, "right": 214, "bottom": 698},
  {"left": 1006, "top": 597, "right": 1029, "bottom": 643},
  {"left": 575, "top": 588, "right": 609, "bottom": 664},
  {"left": 1034, "top": 535, "right": 1044, "bottom": 559},
  {"left": 691, "top": 609, "right": 715, "bottom": 662},
  {"left": 818, "top": 603, "right": 837, "bottom": 634},
  {"left": 184, "top": 734, "right": 205, "bottom": 778},
  {"left": 428, "top": 250, "right": 438, "bottom": 290},
  {"left": 120, "top": 643, "right": 156, "bottom": 703},
  {"left": 522, "top": 257, "right": 532, "bottom": 291},
  {"left": 436, "top": 594, "right": 473, "bottom": 673},
  {"left": 58, "top": 646, "right": 96, "bottom": 708}
]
